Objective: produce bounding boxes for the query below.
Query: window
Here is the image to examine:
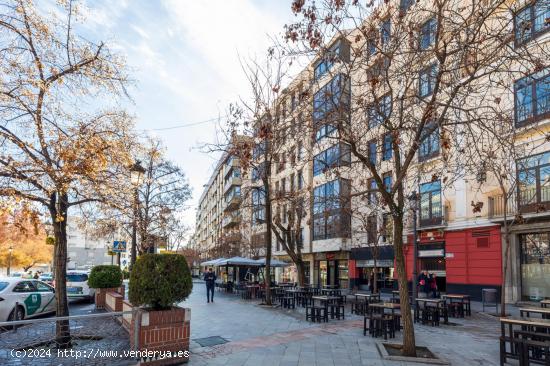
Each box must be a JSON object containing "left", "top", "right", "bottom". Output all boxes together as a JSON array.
[
  {"left": 314, "top": 41, "right": 342, "bottom": 80},
  {"left": 314, "top": 74, "right": 349, "bottom": 141},
  {"left": 313, "top": 179, "right": 351, "bottom": 240},
  {"left": 420, "top": 18, "right": 437, "bottom": 50},
  {"left": 515, "top": 68, "right": 550, "bottom": 127},
  {"left": 367, "top": 215, "right": 377, "bottom": 244},
  {"left": 520, "top": 232, "right": 550, "bottom": 300},
  {"left": 291, "top": 95, "right": 296, "bottom": 111},
  {"left": 382, "top": 134, "right": 393, "bottom": 161},
  {"left": 252, "top": 162, "right": 265, "bottom": 182},
  {"left": 517, "top": 151, "right": 550, "bottom": 210},
  {"left": 281, "top": 178, "right": 286, "bottom": 194},
  {"left": 298, "top": 170, "right": 304, "bottom": 189},
  {"left": 13, "top": 281, "right": 36, "bottom": 292},
  {"left": 381, "top": 19, "right": 391, "bottom": 46},
  {"left": 367, "top": 57, "right": 389, "bottom": 81},
  {"left": 419, "top": 180, "right": 443, "bottom": 226},
  {"left": 299, "top": 227, "right": 305, "bottom": 249},
  {"left": 34, "top": 281, "right": 53, "bottom": 292},
  {"left": 313, "top": 143, "right": 351, "bottom": 176},
  {"left": 297, "top": 141, "right": 303, "bottom": 160},
  {"left": 383, "top": 172, "right": 392, "bottom": 192},
  {"left": 368, "top": 141, "right": 377, "bottom": 165},
  {"left": 419, "top": 64, "right": 438, "bottom": 97},
  {"left": 368, "top": 94, "right": 392, "bottom": 129},
  {"left": 400, "top": 0, "right": 414, "bottom": 13},
  {"left": 367, "top": 35, "right": 377, "bottom": 56},
  {"left": 290, "top": 173, "right": 295, "bottom": 192},
  {"left": 67, "top": 273, "right": 88, "bottom": 282},
  {"left": 514, "top": 1, "right": 550, "bottom": 46},
  {"left": 282, "top": 205, "right": 287, "bottom": 223},
  {"left": 252, "top": 188, "right": 266, "bottom": 225},
  {"left": 418, "top": 123, "right": 440, "bottom": 161},
  {"left": 368, "top": 178, "right": 378, "bottom": 205},
  {"left": 253, "top": 141, "right": 267, "bottom": 160}
]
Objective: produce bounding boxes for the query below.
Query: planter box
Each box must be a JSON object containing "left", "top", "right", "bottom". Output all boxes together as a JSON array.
[
  {"left": 105, "top": 291, "right": 124, "bottom": 312},
  {"left": 122, "top": 300, "right": 133, "bottom": 331},
  {"left": 130, "top": 307, "right": 190, "bottom": 365},
  {"left": 95, "top": 286, "right": 125, "bottom": 309}
]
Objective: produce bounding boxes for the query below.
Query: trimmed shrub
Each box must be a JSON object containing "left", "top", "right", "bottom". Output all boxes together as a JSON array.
[
  {"left": 129, "top": 253, "right": 193, "bottom": 310},
  {"left": 88, "top": 265, "right": 123, "bottom": 289},
  {"left": 122, "top": 268, "right": 130, "bottom": 280}
]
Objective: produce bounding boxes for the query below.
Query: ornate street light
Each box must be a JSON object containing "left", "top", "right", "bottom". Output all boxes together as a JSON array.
[{"left": 130, "top": 160, "right": 146, "bottom": 268}]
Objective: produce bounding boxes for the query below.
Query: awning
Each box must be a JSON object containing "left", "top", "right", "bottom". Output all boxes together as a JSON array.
[
  {"left": 200, "top": 258, "right": 226, "bottom": 266},
  {"left": 350, "top": 245, "right": 394, "bottom": 261},
  {"left": 217, "top": 256, "right": 261, "bottom": 266},
  {"left": 254, "top": 258, "right": 291, "bottom": 267}
]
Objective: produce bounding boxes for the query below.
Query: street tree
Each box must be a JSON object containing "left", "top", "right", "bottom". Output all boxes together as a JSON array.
[{"left": 0, "top": 0, "right": 135, "bottom": 347}]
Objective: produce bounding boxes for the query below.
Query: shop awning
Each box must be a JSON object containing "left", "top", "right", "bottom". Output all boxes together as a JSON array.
[
  {"left": 200, "top": 257, "right": 226, "bottom": 266},
  {"left": 254, "top": 258, "right": 290, "bottom": 267},
  {"left": 217, "top": 256, "right": 262, "bottom": 266}
]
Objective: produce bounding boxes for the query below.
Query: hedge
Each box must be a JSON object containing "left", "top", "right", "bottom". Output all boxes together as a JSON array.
[{"left": 88, "top": 265, "right": 123, "bottom": 289}]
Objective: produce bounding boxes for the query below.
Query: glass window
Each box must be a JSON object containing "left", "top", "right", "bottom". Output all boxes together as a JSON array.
[
  {"left": 515, "top": 1, "right": 550, "bottom": 45},
  {"left": 520, "top": 232, "right": 550, "bottom": 300},
  {"left": 13, "top": 281, "right": 37, "bottom": 292},
  {"left": 419, "top": 64, "right": 437, "bottom": 97},
  {"left": 252, "top": 188, "right": 266, "bottom": 225},
  {"left": 313, "top": 179, "right": 350, "bottom": 240},
  {"left": 420, "top": 18, "right": 437, "bottom": 50},
  {"left": 313, "top": 144, "right": 351, "bottom": 176},
  {"left": 34, "top": 281, "right": 53, "bottom": 292},
  {"left": 518, "top": 151, "right": 550, "bottom": 207},
  {"left": 515, "top": 68, "right": 550, "bottom": 126},
  {"left": 382, "top": 134, "right": 393, "bottom": 161},
  {"left": 313, "top": 74, "right": 348, "bottom": 126},
  {"left": 0, "top": 282, "right": 8, "bottom": 291},
  {"left": 368, "top": 141, "right": 377, "bottom": 165},
  {"left": 368, "top": 179, "right": 378, "bottom": 205},
  {"left": 67, "top": 274, "right": 88, "bottom": 282},
  {"left": 383, "top": 173, "right": 392, "bottom": 192},
  {"left": 368, "top": 94, "right": 392, "bottom": 129},
  {"left": 419, "top": 123, "right": 440, "bottom": 161},
  {"left": 400, "top": 0, "right": 414, "bottom": 13},
  {"left": 381, "top": 19, "right": 391, "bottom": 46},
  {"left": 420, "top": 180, "right": 442, "bottom": 224}
]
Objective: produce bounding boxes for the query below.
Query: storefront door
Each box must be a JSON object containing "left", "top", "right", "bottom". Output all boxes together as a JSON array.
[{"left": 520, "top": 232, "right": 550, "bottom": 300}]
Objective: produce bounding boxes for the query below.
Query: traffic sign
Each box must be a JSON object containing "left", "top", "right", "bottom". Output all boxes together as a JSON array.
[{"left": 113, "top": 241, "right": 127, "bottom": 253}]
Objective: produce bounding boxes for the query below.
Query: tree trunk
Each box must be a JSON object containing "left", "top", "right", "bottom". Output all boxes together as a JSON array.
[
  {"left": 264, "top": 186, "right": 273, "bottom": 306},
  {"left": 393, "top": 216, "right": 416, "bottom": 357},
  {"left": 50, "top": 192, "right": 71, "bottom": 349},
  {"left": 296, "top": 258, "right": 306, "bottom": 287},
  {"left": 373, "top": 263, "right": 378, "bottom": 294},
  {"left": 501, "top": 219, "right": 511, "bottom": 317}
]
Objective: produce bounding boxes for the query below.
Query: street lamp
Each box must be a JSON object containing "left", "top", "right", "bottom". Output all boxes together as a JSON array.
[
  {"left": 130, "top": 160, "right": 145, "bottom": 268},
  {"left": 408, "top": 191, "right": 419, "bottom": 309},
  {"left": 7, "top": 245, "right": 13, "bottom": 276}
]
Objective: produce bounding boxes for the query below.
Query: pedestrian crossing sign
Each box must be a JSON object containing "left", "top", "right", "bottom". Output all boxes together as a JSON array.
[{"left": 113, "top": 241, "right": 127, "bottom": 253}]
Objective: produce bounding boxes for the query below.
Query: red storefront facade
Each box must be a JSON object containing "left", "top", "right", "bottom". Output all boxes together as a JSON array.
[{"left": 402, "top": 225, "right": 503, "bottom": 300}]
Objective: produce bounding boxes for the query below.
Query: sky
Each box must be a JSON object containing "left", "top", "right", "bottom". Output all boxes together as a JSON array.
[{"left": 77, "top": 0, "right": 299, "bottom": 231}]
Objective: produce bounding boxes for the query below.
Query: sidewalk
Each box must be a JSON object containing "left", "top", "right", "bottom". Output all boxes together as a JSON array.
[{"left": 181, "top": 283, "right": 504, "bottom": 366}]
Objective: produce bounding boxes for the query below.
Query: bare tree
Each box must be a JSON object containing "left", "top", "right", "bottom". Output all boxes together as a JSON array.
[{"left": 0, "top": 0, "right": 135, "bottom": 346}]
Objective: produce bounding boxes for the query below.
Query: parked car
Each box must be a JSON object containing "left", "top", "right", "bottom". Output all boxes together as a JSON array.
[
  {"left": 66, "top": 270, "right": 94, "bottom": 303},
  {"left": 39, "top": 273, "right": 53, "bottom": 285},
  {"left": 0, "top": 278, "right": 56, "bottom": 321}
]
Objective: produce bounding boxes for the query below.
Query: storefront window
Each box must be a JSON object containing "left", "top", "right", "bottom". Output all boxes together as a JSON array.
[
  {"left": 521, "top": 232, "right": 550, "bottom": 300},
  {"left": 338, "top": 262, "right": 349, "bottom": 289},
  {"left": 319, "top": 261, "right": 327, "bottom": 287}
]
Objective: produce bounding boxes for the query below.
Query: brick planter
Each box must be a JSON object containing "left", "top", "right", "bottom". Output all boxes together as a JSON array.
[
  {"left": 105, "top": 291, "right": 124, "bottom": 312},
  {"left": 130, "top": 307, "right": 190, "bottom": 365},
  {"left": 95, "top": 286, "right": 125, "bottom": 309}
]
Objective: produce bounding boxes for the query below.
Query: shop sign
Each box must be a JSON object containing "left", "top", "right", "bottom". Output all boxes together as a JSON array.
[
  {"left": 418, "top": 249, "right": 445, "bottom": 258},
  {"left": 356, "top": 259, "right": 394, "bottom": 267}
]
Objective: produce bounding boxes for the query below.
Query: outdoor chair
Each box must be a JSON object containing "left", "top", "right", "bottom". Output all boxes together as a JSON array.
[
  {"left": 282, "top": 296, "right": 296, "bottom": 309},
  {"left": 306, "top": 305, "right": 328, "bottom": 323}
]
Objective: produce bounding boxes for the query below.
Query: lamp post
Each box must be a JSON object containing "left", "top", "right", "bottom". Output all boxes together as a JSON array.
[
  {"left": 7, "top": 245, "right": 13, "bottom": 276},
  {"left": 130, "top": 160, "right": 145, "bottom": 268},
  {"left": 408, "top": 191, "right": 419, "bottom": 309}
]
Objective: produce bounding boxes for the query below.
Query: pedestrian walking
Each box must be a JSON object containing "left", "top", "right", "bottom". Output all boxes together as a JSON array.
[{"left": 204, "top": 268, "right": 216, "bottom": 303}]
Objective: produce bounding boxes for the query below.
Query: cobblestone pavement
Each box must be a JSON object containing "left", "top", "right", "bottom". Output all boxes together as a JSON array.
[{"left": 181, "top": 282, "right": 502, "bottom": 366}]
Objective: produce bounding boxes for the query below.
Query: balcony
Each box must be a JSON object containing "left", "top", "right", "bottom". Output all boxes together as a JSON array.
[
  {"left": 224, "top": 176, "right": 241, "bottom": 194},
  {"left": 419, "top": 205, "right": 449, "bottom": 229},
  {"left": 488, "top": 193, "right": 516, "bottom": 219},
  {"left": 224, "top": 194, "right": 241, "bottom": 211},
  {"left": 222, "top": 213, "right": 241, "bottom": 228}
]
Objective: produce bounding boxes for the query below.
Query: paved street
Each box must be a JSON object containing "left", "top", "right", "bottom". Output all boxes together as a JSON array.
[{"left": 182, "top": 282, "right": 501, "bottom": 366}]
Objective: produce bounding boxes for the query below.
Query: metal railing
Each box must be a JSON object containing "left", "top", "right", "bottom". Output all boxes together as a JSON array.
[
  {"left": 0, "top": 311, "right": 135, "bottom": 365},
  {"left": 488, "top": 193, "right": 516, "bottom": 219}
]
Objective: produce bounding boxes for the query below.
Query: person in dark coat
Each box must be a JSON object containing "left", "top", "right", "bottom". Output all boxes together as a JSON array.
[
  {"left": 418, "top": 270, "right": 430, "bottom": 297},
  {"left": 204, "top": 268, "right": 217, "bottom": 303},
  {"left": 430, "top": 273, "right": 438, "bottom": 298}
]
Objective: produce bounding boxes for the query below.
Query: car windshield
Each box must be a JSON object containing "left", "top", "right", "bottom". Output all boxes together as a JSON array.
[
  {"left": 0, "top": 282, "right": 9, "bottom": 291},
  {"left": 67, "top": 274, "right": 88, "bottom": 282}
]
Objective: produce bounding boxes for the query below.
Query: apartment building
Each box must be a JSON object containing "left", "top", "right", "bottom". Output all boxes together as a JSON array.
[
  {"left": 273, "top": 0, "right": 549, "bottom": 300},
  {"left": 193, "top": 139, "right": 246, "bottom": 260}
]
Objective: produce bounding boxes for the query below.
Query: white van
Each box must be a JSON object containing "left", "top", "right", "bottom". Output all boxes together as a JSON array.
[{"left": 66, "top": 270, "right": 94, "bottom": 303}]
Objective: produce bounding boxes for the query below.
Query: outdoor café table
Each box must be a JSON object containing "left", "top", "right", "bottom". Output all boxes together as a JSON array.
[
  {"left": 520, "top": 307, "right": 550, "bottom": 320},
  {"left": 542, "top": 299, "right": 550, "bottom": 309},
  {"left": 312, "top": 296, "right": 341, "bottom": 319},
  {"left": 500, "top": 316, "right": 550, "bottom": 365},
  {"left": 356, "top": 293, "right": 381, "bottom": 302},
  {"left": 414, "top": 298, "right": 448, "bottom": 325},
  {"left": 285, "top": 288, "right": 303, "bottom": 302},
  {"left": 321, "top": 288, "right": 342, "bottom": 297},
  {"left": 443, "top": 294, "right": 471, "bottom": 316},
  {"left": 246, "top": 285, "right": 260, "bottom": 299},
  {"left": 368, "top": 302, "right": 401, "bottom": 330}
]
